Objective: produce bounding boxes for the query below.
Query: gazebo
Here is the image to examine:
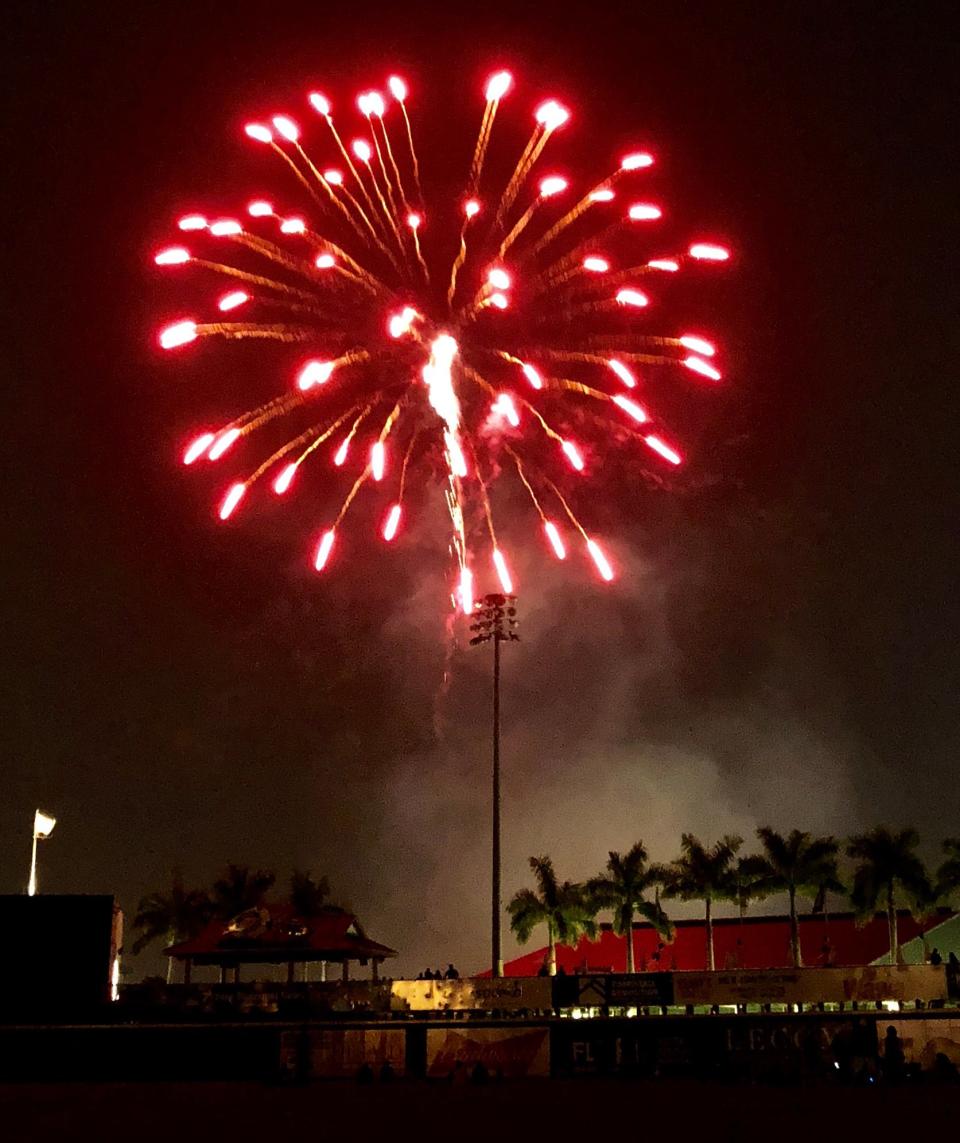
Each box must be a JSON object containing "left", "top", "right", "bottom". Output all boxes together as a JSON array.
[{"left": 165, "top": 904, "right": 396, "bottom": 984}]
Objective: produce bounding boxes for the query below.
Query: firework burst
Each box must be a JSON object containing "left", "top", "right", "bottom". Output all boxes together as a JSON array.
[{"left": 155, "top": 70, "right": 732, "bottom": 609}]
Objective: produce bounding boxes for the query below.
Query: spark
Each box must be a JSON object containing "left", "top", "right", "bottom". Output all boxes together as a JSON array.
[
  {"left": 183, "top": 433, "right": 215, "bottom": 465},
  {"left": 218, "top": 290, "right": 250, "bottom": 311},
  {"left": 308, "top": 92, "right": 331, "bottom": 116},
  {"left": 219, "top": 483, "right": 246, "bottom": 520},
  {"left": 159, "top": 320, "right": 197, "bottom": 349},
  {"left": 689, "top": 243, "right": 730, "bottom": 261},
  {"left": 371, "top": 440, "right": 386, "bottom": 480},
  {"left": 271, "top": 115, "right": 300, "bottom": 141},
  {"left": 487, "top": 267, "right": 511, "bottom": 290},
  {"left": 583, "top": 256, "right": 609, "bottom": 272},
  {"left": 297, "top": 360, "right": 335, "bottom": 390},
  {"left": 607, "top": 359, "right": 637, "bottom": 388},
  {"left": 612, "top": 394, "right": 648, "bottom": 423},
  {"left": 535, "top": 100, "right": 569, "bottom": 130},
  {"left": 621, "top": 152, "right": 654, "bottom": 170},
  {"left": 647, "top": 258, "right": 679, "bottom": 271},
  {"left": 247, "top": 200, "right": 273, "bottom": 217},
  {"left": 245, "top": 123, "right": 273, "bottom": 143},
  {"left": 315, "top": 253, "right": 336, "bottom": 269},
  {"left": 382, "top": 503, "right": 402, "bottom": 541},
  {"left": 589, "top": 188, "right": 615, "bottom": 202},
  {"left": 586, "top": 538, "right": 615, "bottom": 581},
  {"left": 679, "top": 335, "right": 715, "bottom": 356},
  {"left": 485, "top": 71, "right": 512, "bottom": 101},
  {"left": 388, "top": 76, "right": 407, "bottom": 102},
  {"left": 492, "top": 393, "right": 520, "bottom": 427},
  {"left": 522, "top": 363, "right": 543, "bottom": 389},
  {"left": 464, "top": 199, "right": 481, "bottom": 218},
  {"left": 616, "top": 288, "right": 649, "bottom": 307},
  {"left": 280, "top": 217, "right": 306, "bottom": 234},
  {"left": 209, "top": 219, "right": 242, "bottom": 236},
  {"left": 323, "top": 169, "right": 343, "bottom": 185},
  {"left": 314, "top": 529, "right": 336, "bottom": 570},
  {"left": 683, "top": 355, "right": 722, "bottom": 381},
  {"left": 492, "top": 548, "right": 514, "bottom": 593},
  {"left": 488, "top": 292, "right": 509, "bottom": 310},
  {"left": 208, "top": 428, "right": 241, "bottom": 460},
  {"left": 272, "top": 462, "right": 298, "bottom": 494},
  {"left": 561, "top": 440, "right": 585, "bottom": 471},
  {"left": 544, "top": 520, "right": 566, "bottom": 559},
  {"left": 155, "top": 247, "right": 190, "bottom": 265},
  {"left": 539, "top": 175, "right": 567, "bottom": 197},
  {"left": 644, "top": 434, "right": 682, "bottom": 465},
  {"left": 459, "top": 566, "right": 474, "bottom": 613},
  {"left": 352, "top": 139, "right": 372, "bottom": 162},
  {"left": 333, "top": 438, "right": 350, "bottom": 466},
  {"left": 177, "top": 214, "right": 207, "bottom": 230},
  {"left": 628, "top": 203, "right": 662, "bottom": 221}
]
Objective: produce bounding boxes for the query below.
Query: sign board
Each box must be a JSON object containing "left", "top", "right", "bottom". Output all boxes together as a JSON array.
[
  {"left": 673, "top": 965, "right": 947, "bottom": 1006},
  {"left": 392, "top": 977, "right": 552, "bottom": 1011},
  {"left": 426, "top": 1027, "right": 550, "bottom": 1078}
]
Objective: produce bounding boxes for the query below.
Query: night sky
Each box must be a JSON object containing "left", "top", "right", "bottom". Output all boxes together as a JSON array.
[{"left": 3, "top": 1, "right": 957, "bottom": 978}]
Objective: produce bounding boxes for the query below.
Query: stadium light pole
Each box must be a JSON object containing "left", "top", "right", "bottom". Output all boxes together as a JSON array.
[{"left": 470, "top": 593, "right": 519, "bottom": 977}]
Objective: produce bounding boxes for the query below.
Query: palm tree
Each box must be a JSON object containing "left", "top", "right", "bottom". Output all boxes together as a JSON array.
[
  {"left": 847, "top": 827, "right": 932, "bottom": 964},
  {"left": 663, "top": 834, "right": 743, "bottom": 970},
  {"left": 936, "top": 839, "right": 960, "bottom": 904},
  {"left": 290, "top": 870, "right": 332, "bottom": 916},
  {"left": 508, "top": 856, "right": 598, "bottom": 976},
  {"left": 211, "top": 863, "right": 276, "bottom": 919},
  {"left": 740, "top": 828, "right": 843, "bottom": 967},
  {"left": 585, "top": 843, "right": 673, "bottom": 973},
  {"left": 132, "top": 870, "right": 212, "bottom": 983}
]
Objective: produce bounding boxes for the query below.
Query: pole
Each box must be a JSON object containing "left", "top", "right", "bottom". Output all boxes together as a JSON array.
[
  {"left": 492, "top": 631, "right": 503, "bottom": 977},
  {"left": 27, "top": 833, "right": 38, "bottom": 897}
]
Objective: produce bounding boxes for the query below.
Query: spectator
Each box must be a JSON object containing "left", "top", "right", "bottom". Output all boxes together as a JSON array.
[
  {"left": 929, "top": 947, "right": 943, "bottom": 966},
  {"left": 881, "top": 1025, "right": 905, "bottom": 1084},
  {"left": 444, "top": 963, "right": 460, "bottom": 979},
  {"left": 931, "top": 1052, "right": 959, "bottom": 1083}
]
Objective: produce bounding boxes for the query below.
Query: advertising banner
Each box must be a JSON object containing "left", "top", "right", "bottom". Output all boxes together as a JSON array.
[
  {"left": 392, "top": 977, "right": 552, "bottom": 1012},
  {"left": 673, "top": 965, "right": 947, "bottom": 1006},
  {"left": 885, "top": 1018, "right": 960, "bottom": 1068},
  {"left": 281, "top": 1028, "right": 406, "bottom": 1078},
  {"left": 426, "top": 1027, "right": 550, "bottom": 1078}
]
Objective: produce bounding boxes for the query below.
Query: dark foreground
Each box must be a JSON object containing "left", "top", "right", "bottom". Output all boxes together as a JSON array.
[{"left": 2, "top": 1080, "right": 959, "bottom": 1142}]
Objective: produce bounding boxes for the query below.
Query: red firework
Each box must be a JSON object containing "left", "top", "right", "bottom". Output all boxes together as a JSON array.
[{"left": 155, "top": 70, "right": 733, "bottom": 609}]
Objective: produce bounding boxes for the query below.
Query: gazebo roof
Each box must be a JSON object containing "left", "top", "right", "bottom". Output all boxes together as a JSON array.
[{"left": 165, "top": 904, "right": 397, "bottom": 965}]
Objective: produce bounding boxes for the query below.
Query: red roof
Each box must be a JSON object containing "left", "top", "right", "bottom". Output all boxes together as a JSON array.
[
  {"left": 497, "top": 911, "right": 950, "bottom": 976},
  {"left": 166, "top": 904, "right": 396, "bottom": 964}
]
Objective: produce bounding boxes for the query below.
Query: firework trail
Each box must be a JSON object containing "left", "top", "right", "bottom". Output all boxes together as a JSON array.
[{"left": 155, "top": 71, "right": 732, "bottom": 610}]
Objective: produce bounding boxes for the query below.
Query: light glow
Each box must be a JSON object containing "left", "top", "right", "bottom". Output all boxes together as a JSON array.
[
  {"left": 247, "top": 200, "right": 273, "bottom": 217},
  {"left": 586, "top": 538, "right": 615, "bottom": 581},
  {"left": 487, "top": 267, "right": 511, "bottom": 290},
  {"left": 183, "top": 433, "right": 216, "bottom": 465},
  {"left": 406, "top": 212, "right": 421, "bottom": 229},
  {"left": 208, "top": 428, "right": 241, "bottom": 460},
  {"left": 271, "top": 115, "right": 300, "bottom": 141},
  {"left": 352, "top": 139, "right": 372, "bottom": 162},
  {"left": 544, "top": 521, "right": 566, "bottom": 560},
  {"left": 388, "top": 76, "right": 408, "bottom": 102},
  {"left": 485, "top": 71, "right": 512, "bottom": 102},
  {"left": 583, "top": 256, "right": 609, "bottom": 272},
  {"left": 464, "top": 199, "right": 481, "bottom": 218},
  {"left": 612, "top": 394, "right": 648, "bottom": 423},
  {"left": 492, "top": 393, "right": 520, "bottom": 427},
  {"left": 488, "top": 292, "right": 509, "bottom": 310},
  {"left": 314, "top": 529, "right": 336, "bottom": 571},
  {"left": 218, "top": 290, "right": 249, "bottom": 311},
  {"left": 280, "top": 217, "right": 306, "bottom": 234},
  {"left": 323, "top": 169, "right": 343, "bottom": 185},
  {"left": 382, "top": 503, "right": 402, "bottom": 541},
  {"left": 177, "top": 214, "right": 207, "bottom": 231},
  {"left": 272, "top": 463, "right": 298, "bottom": 494},
  {"left": 308, "top": 92, "right": 331, "bottom": 117},
  {"left": 459, "top": 566, "right": 474, "bottom": 614},
  {"left": 388, "top": 306, "right": 418, "bottom": 338},
  {"left": 219, "top": 483, "right": 246, "bottom": 520},
  {"left": 644, "top": 434, "right": 682, "bottom": 465},
  {"left": 616, "top": 288, "right": 648, "bottom": 307},
  {"left": 159, "top": 320, "right": 197, "bottom": 349},
  {"left": 607, "top": 359, "right": 637, "bottom": 388},
  {"left": 492, "top": 548, "right": 514, "bottom": 593},
  {"left": 315, "top": 253, "right": 336, "bottom": 269},
  {"left": 689, "top": 243, "right": 730, "bottom": 261},
  {"left": 371, "top": 440, "right": 386, "bottom": 481},
  {"left": 647, "top": 258, "right": 679, "bottom": 272},
  {"left": 155, "top": 247, "right": 190, "bottom": 265},
  {"left": 683, "top": 355, "right": 721, "bottom": 381},
  {"left": 628, "top": 203, "right": 662, "bottom": 221},
  {"left": 333, "top": 438, "right": 350, "bottom": 466},
  {"left": 297, "top": 360, "right": 335, "bottom": 390},
  {"left": 589, "top": 188, "right": 615, "bottom": 202}
]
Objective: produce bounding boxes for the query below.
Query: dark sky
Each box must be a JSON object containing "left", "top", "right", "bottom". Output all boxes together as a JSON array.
[{"left": 3, "top": 1, "right": 958, "bottom": 978}]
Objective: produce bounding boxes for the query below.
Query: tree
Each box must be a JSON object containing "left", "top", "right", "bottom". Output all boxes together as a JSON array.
[
  {"left": 211, "top": 863, "right": 276, "bottom": 919},
  {"left": 585, "top": 843, "right": 673, "bottom": 973},
  {"left": 740, "top": 828, "right": 843, "bottom": 967},
  {"left": 508, "top": 856, "right": 598, "bottom": 976},
  {"left": 132, "top": 870, "right": 212, "bottom": 983},
  {"left": 290, "top": 870, "right": 332, "bottom": 916},
  {"left": 847, "top": 827, "right": 932, "bottom": 964},
  {"left": 663, "top": 834, "right": 743, "bottom": 970},
  {"left": 936, "top": 839, "right": 960, "bottom": 904}
]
